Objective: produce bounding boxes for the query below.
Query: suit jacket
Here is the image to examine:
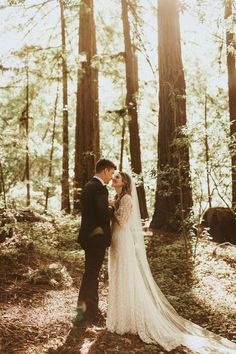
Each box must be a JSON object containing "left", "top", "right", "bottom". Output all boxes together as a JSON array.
[{"left": 78, "top": 177, "right": 112, "bottom": 249}]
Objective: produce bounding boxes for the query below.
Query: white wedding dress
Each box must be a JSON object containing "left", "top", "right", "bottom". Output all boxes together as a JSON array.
[{"left": 106, "top": 181, "right": 236, "bottom": 353}]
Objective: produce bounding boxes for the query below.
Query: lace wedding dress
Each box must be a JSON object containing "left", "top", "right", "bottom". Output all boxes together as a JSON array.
[{"left": 106, "top": 181, "right": 236, "bottom": 353}]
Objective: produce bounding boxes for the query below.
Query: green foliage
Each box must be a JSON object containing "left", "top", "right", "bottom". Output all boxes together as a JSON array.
[
  {"left": 23, "top": 262, "right": 73, "bottom": 288},
  {"left": 7, "top": 0, "right": 25, "bottom": 4},
  {"left": 0, "top": 0, "right": 235, "bottom": 217},
  {"left": 24, "top": 213, "right": 83, "bottom": 263},
  {"left": 152, "top": 165, "right": 179, "bottom": 198},
  {"left": 188, "top": 89, "right": 232, "bottom": 212},
  {"left": 0, "top": 209, "right": 16, "bottom": 240}
]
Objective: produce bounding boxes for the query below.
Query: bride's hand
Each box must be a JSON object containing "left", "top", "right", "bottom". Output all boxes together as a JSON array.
[{"left": 109, "top": 199, "right": 115, "bottom": 208}]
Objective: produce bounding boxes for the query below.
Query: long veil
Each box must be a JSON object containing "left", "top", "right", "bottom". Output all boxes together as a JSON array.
[{"left": 129, "top": 178, "right": 236, "bottom": 353}]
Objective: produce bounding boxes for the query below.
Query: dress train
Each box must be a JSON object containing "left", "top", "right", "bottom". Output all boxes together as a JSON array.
[{"left": 106, "top": 193, "right": 236, "bottom": 354}]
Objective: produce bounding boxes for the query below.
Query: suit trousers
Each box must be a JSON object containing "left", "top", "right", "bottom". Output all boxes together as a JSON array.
[{"left": 78, "top": 247, "right": 106, "bottom": 318}]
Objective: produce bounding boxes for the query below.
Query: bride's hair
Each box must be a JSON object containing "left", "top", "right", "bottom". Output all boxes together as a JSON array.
[
  {"left": 120, "top": 172, "right": 132, "bottom": 196},
  {"left": 115, "top": 172, "right": 132, "bottom": 209}
]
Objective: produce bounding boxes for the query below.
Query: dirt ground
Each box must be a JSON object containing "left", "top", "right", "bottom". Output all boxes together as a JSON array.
[{"left": 0, "top": 219, "right": 235, "bottom": 354}]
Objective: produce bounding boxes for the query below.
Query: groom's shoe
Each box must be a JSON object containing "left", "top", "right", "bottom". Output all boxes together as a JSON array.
[
  {"left": 73, "top": 306, "right": 92, "bottom": 328},
  {"left": 73, "top": 315, "right": 91, "bottom": 328},
  {"left": 91, "top": 311, "right": 105, "bottom": 326}
]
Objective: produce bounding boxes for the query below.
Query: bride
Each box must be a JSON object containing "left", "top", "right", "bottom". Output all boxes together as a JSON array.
[{"left": 106, "top": 171, "right": 236, "bottom": 354}]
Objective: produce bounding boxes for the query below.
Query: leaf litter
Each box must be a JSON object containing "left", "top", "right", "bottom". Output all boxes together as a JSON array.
[{"left": 0, "top": 218, "right": 235, "bottom": 353}]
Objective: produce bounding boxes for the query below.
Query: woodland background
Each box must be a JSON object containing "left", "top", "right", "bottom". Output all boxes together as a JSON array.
[
  {"left": 0, "top": 0, "right": 235, "bottom": 222},
  {"left": 0, "top": 0, "right": 236, "bottom": 353}
]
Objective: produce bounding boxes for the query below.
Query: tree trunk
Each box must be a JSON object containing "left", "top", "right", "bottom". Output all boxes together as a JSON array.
[
  {"left": 0, "top": 161, "right": 7, "bottom": 209},
  {"left": 45, "top": 84, "right": 59, "bottom": 212},
  {"left": 121, "top": 0, "right": 148, "bottom": 219},
  {"left": 60, "top": 0, "right": 70, "bottom": 213},
  {"left": 204, "top": 92, "right": 212, "bottom": 208},
  {"left": 150, "top": 0, "right": 192, "bottom": 231},
  {"left": 119, "top": 117, "right": 126, "bottom": 171},
  {"left": 25, "top": 59, "right": 30, "bottom": 207},
  {"left": 74, "top": 0, "right": 99, "bottom": 212},
  {"left": 225, "top": 0, "right": 236, "bottom": 208}
]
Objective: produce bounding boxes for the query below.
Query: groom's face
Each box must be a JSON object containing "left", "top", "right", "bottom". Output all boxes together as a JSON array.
[
  {"left": 112, "top": 173, "right": 123, "bottom": 188},
  {"left": 103, "top": 168, "right": 115, "bottom": 184}
]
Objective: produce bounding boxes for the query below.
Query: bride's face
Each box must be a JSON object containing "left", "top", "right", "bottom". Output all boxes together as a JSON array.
[{"left": 112, "top": 173, "right": 123, "bottom": 188}]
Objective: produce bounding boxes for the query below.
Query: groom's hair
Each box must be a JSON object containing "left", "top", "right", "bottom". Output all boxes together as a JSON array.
[{"left": 95, "top": 158, "right": 116, "bottom": 173}]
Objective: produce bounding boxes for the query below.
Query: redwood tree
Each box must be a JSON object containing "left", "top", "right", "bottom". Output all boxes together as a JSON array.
[
  {"left": 150, "top": 0, "right": 192, "bottom": 230},
  {"left": 60, "top": 0, "right": 70, "bottom": 213},
  {"left": 22, "top": 57, "right": 30, "bottom": 207},
  {"left": 0, "top": 161, "right": 7, "bottom": 209},
  {"left": 225, "top": 0, "right": 236, "bottom": 208},
  {"left": 73, "top": 0, "right": 99, "bottom": 211},
  {"left": 121, "top": 0, "right": 148, "bottom": 219},
  {"left": 45, "top": 84, "right": 59, "bottom": 212}
]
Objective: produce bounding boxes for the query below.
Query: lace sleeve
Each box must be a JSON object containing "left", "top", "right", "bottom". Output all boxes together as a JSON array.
[{"left": 114, "top": 194, "right": 132, "bottom": 226}]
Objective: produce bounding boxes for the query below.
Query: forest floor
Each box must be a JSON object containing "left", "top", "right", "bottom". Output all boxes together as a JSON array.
[{"left": 0, "top": 214, "right": 235, "bottom": 354}]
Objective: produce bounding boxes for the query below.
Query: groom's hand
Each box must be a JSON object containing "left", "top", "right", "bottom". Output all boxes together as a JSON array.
[
  {"left": 108, "top": 205, "right": 115, "bottom": 218},
  {"left": 108, "top": 199, "right": 115, "bottom": 208}
]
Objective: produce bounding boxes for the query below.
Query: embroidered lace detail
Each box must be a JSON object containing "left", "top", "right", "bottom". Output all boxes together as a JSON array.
[{"left": 113, "top": 194, "right": 132, "bottom": 227}]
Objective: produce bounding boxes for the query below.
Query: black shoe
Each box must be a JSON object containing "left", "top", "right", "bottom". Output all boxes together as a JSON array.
[
  {"left": 73, "top": 308, "right": 91, "bottom": 328},
  {"left": 73, "top": 316, "right": 91, "bottom": 328},
  {"left": 91, "top": 312, "right": 105, "bottom": 326}
]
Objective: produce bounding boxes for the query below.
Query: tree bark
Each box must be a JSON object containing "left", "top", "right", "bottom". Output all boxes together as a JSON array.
[
  {"left": 60, "top": 0, "right": 70, "bottom": 213},
  {"left": 119, "top": 117, "right": 126, "bottom": 171},
  {"left": 121, "top": 0, "right": 148, "bottom": 219},
  {"left": 25, "top": 58, "right": 30, "bottom": 207},
  {"left": 74, "top": 0, "right": 99, "bottom": 211},
  {"left": 225, "top": 0, "right": 236, "bottom": 208},
  {"left": 0, "top": 161, "right": 7, "bottom": 209},
  {"left": 150, "top": 0, "right": 192, "bottom": 230},
  {"left": 45, "top": 83, "right": 59, "bottom": 211},
  {"left": 204, "top": 92, "right": 212, "bottom": 208}
]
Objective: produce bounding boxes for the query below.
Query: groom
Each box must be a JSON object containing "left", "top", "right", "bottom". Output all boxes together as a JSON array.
[{"left": 76, "top": 158, "right": 116, "bottom": 325}]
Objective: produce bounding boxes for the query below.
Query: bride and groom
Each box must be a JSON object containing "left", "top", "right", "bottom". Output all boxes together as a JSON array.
[{"left": 76, "top": 158, "right": 236, "bottom": 353}]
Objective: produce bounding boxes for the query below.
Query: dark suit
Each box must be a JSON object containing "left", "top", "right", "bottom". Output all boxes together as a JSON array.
[{"left": 77, "top": 177, "right": 111, "bottom": 318}]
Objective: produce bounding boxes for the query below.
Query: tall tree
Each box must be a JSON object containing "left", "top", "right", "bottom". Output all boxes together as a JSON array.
[
  {"left": 60, "top": 0, "right": 70, "bottom": 213},
  {"left": 119, "top": 116, "right": 126, "bottom": 172},
  {"left": 225, "top": 0, "right": 236, "bottom": 208},
  {"left": 0, "top": 161, "right": 7, "bottom": 209},
  {"left": 204, "top": 92, "right": 212, "bottom": 208},
  {"left": 22, "top": 56, "right": 30, "bottom": 207},
  {"left": 45, "top": 84, "right": 59, "bottom": 212},
  {"left": 151, "top": 0, "right": 192, "bottom": 230},
  {"left": 121, "top": 0, "right": 148, "bottom": 219},
  {"left": 74, "top": 0, "right": 99, "bottom": 211}
]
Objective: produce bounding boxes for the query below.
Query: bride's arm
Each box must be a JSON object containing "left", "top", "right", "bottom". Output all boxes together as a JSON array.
[{"left": 113, "top": 194, "right": 132, "bottom": 226}]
